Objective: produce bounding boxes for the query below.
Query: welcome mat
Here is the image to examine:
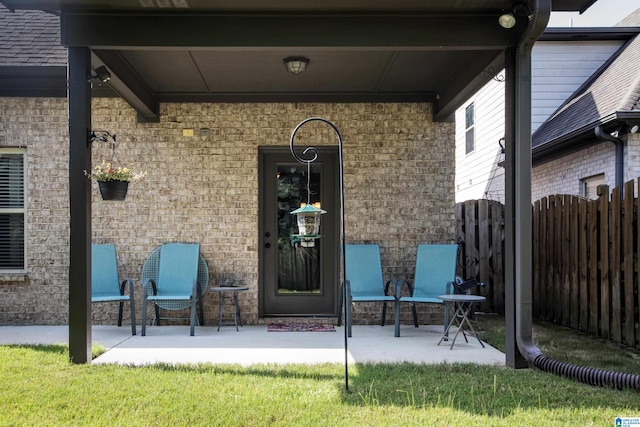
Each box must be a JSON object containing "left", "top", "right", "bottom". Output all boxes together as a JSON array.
[{"left": 267, "top": 323, "right": 336, "bottom": 332}]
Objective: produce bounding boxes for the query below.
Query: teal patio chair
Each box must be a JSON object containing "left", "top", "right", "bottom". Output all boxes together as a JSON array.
[
  {"left": 337, "top": 244, "right": 397, "bottom": 337},
  {"left": 394, "top": 244, "right": 458, "bottom": 337},
  {"left": 91, "top": 244, "right": 136, "bottom": 335},
  {"left": 141, "top": 243, "right": 208, "bottom": 336}
]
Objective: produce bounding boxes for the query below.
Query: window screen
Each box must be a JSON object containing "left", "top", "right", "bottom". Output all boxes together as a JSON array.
[
  {"left": 0, "top": 150, "right": 25, "bottom": 271},
  {"left": 465, "top": 103, "right": 475, "bottom": 155}
]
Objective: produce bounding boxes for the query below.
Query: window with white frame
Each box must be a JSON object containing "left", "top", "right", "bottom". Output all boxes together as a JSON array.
[
  {"left": 465, "top": 102, "right": 475, "bottom": 155},
  {"left": 581, "top": 173, "right": 605, "bottom": 200},
  {"left": 0, "top": 149, "right": 26, "bottom": 272}
]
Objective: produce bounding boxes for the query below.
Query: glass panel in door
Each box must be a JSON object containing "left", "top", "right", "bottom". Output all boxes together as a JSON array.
[
  {"left": 276, "top": 163, "right": 322, "bottom": 294},
  {"left": 259, "top": 148, "right": 338, "bottom": 316}
]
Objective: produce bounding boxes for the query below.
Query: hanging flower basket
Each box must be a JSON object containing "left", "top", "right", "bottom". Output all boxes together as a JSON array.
[
  {"left": 98, "top": 180, "right": 129, "bottom": 201},
  {"left": 85, "top": 162, "right": 146, "bottom": 202}
]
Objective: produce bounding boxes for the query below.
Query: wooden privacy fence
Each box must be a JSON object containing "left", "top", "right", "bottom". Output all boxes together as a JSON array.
[
  {"left": 457, "top": 182, "right": 640, "bottom": 348},
  {"left": 455, "top": 199, "right": 505, "bottom": 314},
  {"left": 533, "top": 181, "right": 640, "bottom": 347}
]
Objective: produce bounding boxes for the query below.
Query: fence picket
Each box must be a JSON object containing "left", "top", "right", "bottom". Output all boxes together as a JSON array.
[
  {"left": 579, "top": 198, "right": 589, "bottom": 331},
  {"left": 562, "top": 195, "right": 571, "bottom": 326},
  {"left": 611, "top": 186, "right": 622, "bottom": 343},
  {"left": 554, "top": 195, "right": 563, "bottom": 324},
  {"left": 478, "top": 200, "right": 490, "bottom": 311},
  {"left": 623, "top": 180, "right": 635, "bottom": 346},
  {"left": 547, "top": 196, "right": 556, "bottom": 322},
  {"left": 589, "top": 196, "right": 599, "bottom": 334},
  {"left": 540, "top": 197, "right": 549, "bottom": 321},
  {"left": 491, "top": 201, "right": 504, "bottom": 314},
  {"left": 465, "top": 201, "right": 478, "bottom": 280},
  {"left": 570, "top": 196, "right": 579, "bottom": 329},
  {"left": 599, "top": 185, "right": 610, "bottom": 339}
]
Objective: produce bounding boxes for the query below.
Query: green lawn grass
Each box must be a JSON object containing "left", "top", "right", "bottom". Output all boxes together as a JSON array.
[{"left": 1, "top": 319, "right": 639, "bottom": 426}]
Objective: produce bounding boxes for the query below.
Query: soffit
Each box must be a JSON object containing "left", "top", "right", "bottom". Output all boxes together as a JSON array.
[{"left": 0, "top": 0, "right": 598, "bottom": 121}]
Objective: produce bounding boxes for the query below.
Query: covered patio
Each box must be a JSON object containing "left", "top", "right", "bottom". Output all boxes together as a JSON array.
[
  {"left": 0, "top": 324, "right": 504, "bottom": 366},
  {"left": 0, "top": 0, "right": 597, "bottom": 374}
]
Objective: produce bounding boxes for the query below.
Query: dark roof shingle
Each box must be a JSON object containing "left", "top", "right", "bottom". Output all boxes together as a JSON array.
[{"left": 0, "top": 7, "right": 65, "bottom": 66}]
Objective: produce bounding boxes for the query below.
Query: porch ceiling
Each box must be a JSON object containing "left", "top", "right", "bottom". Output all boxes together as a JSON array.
[{"left": 0, "top": 0, "right": 597, "bottom": 122}]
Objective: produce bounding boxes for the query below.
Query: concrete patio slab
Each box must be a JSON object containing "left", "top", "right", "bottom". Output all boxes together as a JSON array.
[{"left": 0, "top": 323, "right": 505, "bottom": 367}]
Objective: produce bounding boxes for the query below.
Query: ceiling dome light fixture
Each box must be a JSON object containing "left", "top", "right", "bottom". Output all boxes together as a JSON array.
[
  {"left": 498, "top": 0, "right": 533, "bottom": 29},
  {"left": 498, "top": 12, "right": 517, "bottom": 29},
  {"left": 284, "top": 56, "right": 310, "bottom": 74}
]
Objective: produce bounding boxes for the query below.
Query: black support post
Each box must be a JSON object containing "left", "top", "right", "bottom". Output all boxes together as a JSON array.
[
  {"left": 67, "top": 47, "right": 92, "bottom": 364},
  {"left": 504, "top": 47, "right": 528, "bottom": 369}
]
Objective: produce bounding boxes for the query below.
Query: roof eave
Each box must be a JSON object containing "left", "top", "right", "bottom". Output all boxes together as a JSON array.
[
  {"left": 540, "top": 27, "right": 640, "bottom": 41},
  {"left": 532, "top": 111, "right": 640, "bottom": 163}
]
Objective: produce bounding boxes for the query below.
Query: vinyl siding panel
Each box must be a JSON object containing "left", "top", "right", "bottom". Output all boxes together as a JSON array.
[
  {"left": 455, "top": 77, "right": 505, "bottom": 202},
  {"left": 531, "top": 40, "right": 623, "bottom": 131}
]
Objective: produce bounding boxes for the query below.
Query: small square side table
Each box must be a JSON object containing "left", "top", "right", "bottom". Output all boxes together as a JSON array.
[{"left": 209, "top": 286, "right": 249, "bottom": 331}]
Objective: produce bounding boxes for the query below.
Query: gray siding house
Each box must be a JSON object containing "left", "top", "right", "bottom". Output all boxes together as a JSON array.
[
  {"left": 532, "top": 13, "right": 640, "bottom": 200},
  {"left": 455, "top": 10, "right": 640, "bottom": 203}
]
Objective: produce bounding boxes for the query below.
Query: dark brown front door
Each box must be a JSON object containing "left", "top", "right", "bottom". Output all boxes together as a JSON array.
[{"left": 259, "top": 147, "right": 339, "bottom": 316}]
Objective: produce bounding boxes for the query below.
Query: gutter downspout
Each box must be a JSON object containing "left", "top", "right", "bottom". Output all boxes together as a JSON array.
[
  {"left": 513, "top": 0, "right": 639, "bottom": 391},
  {"left": 595, "top": 125, "right": 624, "bottom": 189},
  {"left": 511, "top": 0, "right": 548, "bottom": 366}
]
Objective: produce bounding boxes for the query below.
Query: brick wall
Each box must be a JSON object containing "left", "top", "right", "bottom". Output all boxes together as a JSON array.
[
  {"left": 0, "top": 97, "right": 456, "bottom": 326},
  {"left": 0, "top": 97, "right": 69, "bottom": 324},
  {"left": 532, "top": 134, "right": 640, "bottom": 201},
  {"left": 626, "top": 132, "right": 640, "bottom": 194},
  {"left": 532, "top": 140, "right": 616, "bottom": 201}
]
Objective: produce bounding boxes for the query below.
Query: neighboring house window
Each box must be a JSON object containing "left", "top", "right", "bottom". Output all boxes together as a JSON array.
[
  {"left": 0, "top": 149, "right": 26, "bottom": 272},
  {"left": 465, "top": 102, "right": 475, "bottom": 154},
  {"left": 581, "top": 173, "right": 605, "bottom": 200}
]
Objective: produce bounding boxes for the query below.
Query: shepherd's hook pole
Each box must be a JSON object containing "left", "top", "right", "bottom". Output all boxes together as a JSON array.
[{"left": 289, "top": 117, "right": 348, "bottom": 391}]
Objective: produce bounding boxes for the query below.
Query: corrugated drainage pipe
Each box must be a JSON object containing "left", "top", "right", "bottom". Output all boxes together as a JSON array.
[
  {"left": 514, "top": 0, "right": 640, "bottom": 392},
  {"left": 532, "top": 354, "right": 640, "bottom": 390}
]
